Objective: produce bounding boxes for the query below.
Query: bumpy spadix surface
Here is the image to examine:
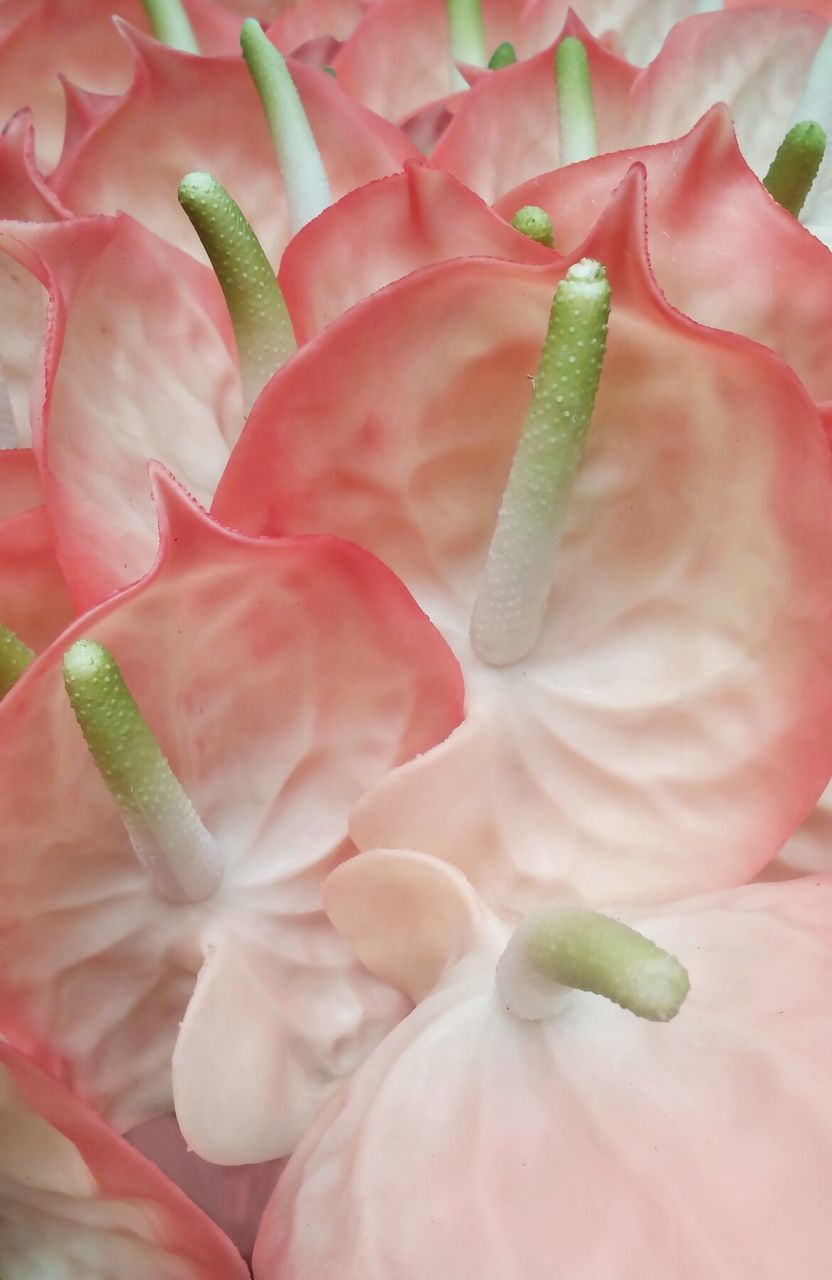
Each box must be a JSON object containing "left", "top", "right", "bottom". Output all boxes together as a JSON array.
[
  {"left": 253, "top": 852, "right": 832, "bottom": 1280},
  {"left": 0, "top": 1042, "right": 249, "bottom": 1279},
  {"left": 0, "top": 473, "right": 463, "bottom": 1163},
  {"left": 215, "top": 176, "right": 832, "bottom": 912}
]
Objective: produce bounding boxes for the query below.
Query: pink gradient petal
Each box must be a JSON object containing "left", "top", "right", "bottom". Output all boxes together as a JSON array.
[
  {"left": 493, "top": 106, "right": 832, "bottom": 403},
  {"left": 0, "top": 1041, "right": 249, "bottom": 1278},
  {"left": 0, "top": 450, "right": 73, "bottom": 651},
  {"left": 331, "top": 0, "right": 533, "bottom": 124},
  {"left": 51, "top": 27, "right": 419, "bottom": 263},
  {"left": 254, "top": 859, "right": 832, "bottom": 1280},
  {"left": 280, "top": 160, "right": 553, "bottom": 343},
  {"left": 628, "top": 8, "right": 827, "bottom": 177},
  {"left": 216, "top": 173, "right": 832, "bottom": 911},
  {"left": 0, "top": 0, "right": 240, "bottom": 171},
  {"left": 12, "top": 212, "right": 240, "bottom": 606},
  {"left": 0, "top": 472, "right": 462, "bottom": 1161},
  {"left": 267, "top": 0, "right": 376, "bottom": 49},
  {"left": 0, "top": 108, "right": 68, "bottom": 220},
  {"left": 432, "top": 18, "right": 637, "bottom": 202}
]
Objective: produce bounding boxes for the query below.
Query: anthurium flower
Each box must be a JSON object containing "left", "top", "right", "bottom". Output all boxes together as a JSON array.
[
  {"left": 0, "top": 449, "right": 74, "bottom": 659},
  {"left": 214, "top": 173, "right": 832, "bottom": 913},
  {"left": 252, "top": 849, "right": 832, "bottom": 1280},
  {"left": 49, "top": 25, "right": 419, "bottom": 263},
  {"left": 434, "top": 6, "right": 832, "bottom": 242},
  {"left": 492, "top": 105, "right": 832, "bottom": 403},
  {"left": 0, "top": 470, "right": 462, "bottom": 1163},
  {"left": 0, "top": 0, "right": 241, "bottom": 170},
  {"left": 0, "top": 1039, "right": 249, "bottom": 1278}
]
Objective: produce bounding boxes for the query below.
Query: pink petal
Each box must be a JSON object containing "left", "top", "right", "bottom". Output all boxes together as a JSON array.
[
  {"left": 432, "top": 17, "right": 637, "bottom": 202},
  {"left": 628, "top": 7, "right": 826, "bottom": 177},
  {"left": 494, "top": 105, "right": 832, "bottom": 402},
  {"left": 0, "top": 1041, "right": 249, "bottom": 1278},
  {"left": 267, "top": 0, "right": 377, "bottom": 49},
  {"left": 0, "top": 449, "right": 74, "bottom": 650},
  {"left": 254, "top": 864, "right": 832, "bottom": 1280},
  {"left": 0, "top": 0, "right": 240, "bottom": 172},
  {"left": 0, "top": 108, "right": 68, "bottom": 220},
  {"left": 332, "top": 0, "right": 544, "bottom": 123},
  {"left": 280, "top": 160, "right": 553, "bottom": 343},
  {"left": 216, "top": 172, "right": 832, "bottom": 910},
  {"left": 51, "top": 27, "right": 419, "bottom": 263},
  {"left": 13, "top": 212, "right": 240, "bottom": 606},
  {"left": 0, "top": 471, "right": 462, "bottom": 1160}
]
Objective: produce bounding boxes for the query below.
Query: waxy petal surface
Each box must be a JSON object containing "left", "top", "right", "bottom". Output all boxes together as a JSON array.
[
  {"left": 0, "top": 0, "right": 240, "bottom": 170},
  {"left": 254, "top": 856, "right": 832, "bottom": 1280},
  {"left": 0, "top": 109, "right": 67, "bottom": 220},
  {"left": 494, "top": 107, "right": 832, "bottom": 403},
  {"left": 51, "top": 30, "right": 419, "bottom": 264},
  {"left": 0, "top": 1041, "right": 249, "bottom": 1279},
  {"left": 0, "top": 450, "right": 73, "bottom": 652},
  {"left": 11, "top": 212, "right": 240, "bottom": 606},
  {"left": 0, "top": 474, "right": 462, "bottom": 1161},
  {"left": 280, "top": 161, "right": 552, "bottom": 342},
  {"left": 216, "top": 176, "right": 832, "bottom": 912}
]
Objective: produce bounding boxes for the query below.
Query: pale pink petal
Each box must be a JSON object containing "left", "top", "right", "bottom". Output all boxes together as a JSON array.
[
  {"left": 0, "top": 108, "right": 68, "bottom": 220},
  {"left": 0, "top": 450, "right": 74, "bottom": 650},
  {"left": 15, "top": 212, "right": 240, "bottom": 606},
  {"left": 51, "top": 27, "right": 418, "bottom": 263},
  {"left": 331, "top": 0, "right": 540, "bottom": 123},
  {"left": 0, "top": 1041, "right": 249, "bottom": 1278},
  {"left": 280, "top": 160, "right": 553, "bottom": 343},
  {"left": 628, "top": 8, "right": 826, "bottom": 177},
  {"left": 0, "top": 220, "right": 53, "bottom": 446},
  {"left": 254, "top": 866, "right": 832, "bottom": 1280},
  {"left": 216, "top": 174, "right": 832, "bottom": 911},
  {"left": 126, "top": 1113, "right": 283, "bottom": 1259},
  {"left": 267, "top": 0, "right": 376, "bottom": 49},
  {"left": 0, "top": 472, "right": 462, "bottom": 1160},
  {"left": 494, "top": 106, "right": 832, "bottom": 402},
  {"left": 0, "top": 0, "right": 239, "bottom": 171},
  {"left": 432, "top": 19, "right": 637, "bottom": 202}
]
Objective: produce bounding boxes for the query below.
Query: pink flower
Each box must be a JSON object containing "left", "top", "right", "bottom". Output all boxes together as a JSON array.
[
  {"left": 0, "top": 473, "right": 462, "bottom": 1163},
  {"left": 252, "top": 850, "right": 832, "bottom": 1280}
]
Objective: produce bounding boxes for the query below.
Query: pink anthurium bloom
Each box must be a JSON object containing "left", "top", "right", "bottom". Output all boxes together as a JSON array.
[
  {"left": 434, "top": 7, "right": 832, "bottom": 243},
  {"left": 0, "top": 0, "right": 242, "bottom": 170},
  {"left": 0, "top": 1039, "right": 249, "bottom": 1278},
  {"left": 0, "top": 470, "right": 463, "bottom": 1163},
  {"left": 252, "top": 848, "right": 832, "bottom": 1280},
  {"left": 214, "top": 173, "right": 832, "bottom": 914},
  {"left": 278, "top": 113, "right": 832, "bottom": 406},
  {"left": 0, "top": 449, "right": 74, "bottom": 654},
  {"left": 492, "top": 105, "right": 832, "bottom": 404},
  {"left": 49, "top": 26, "right": 419, "bottom": 264}
]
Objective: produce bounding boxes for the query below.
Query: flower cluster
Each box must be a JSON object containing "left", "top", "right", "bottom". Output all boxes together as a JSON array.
[{"left": 1, "top": 0, "right": 832, "bottom": 1275}]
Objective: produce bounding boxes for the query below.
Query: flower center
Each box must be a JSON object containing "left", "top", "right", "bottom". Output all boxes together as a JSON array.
[
  {"left": 556, "top": 37, "right": 597, "bottom": 167},
  {"left": 488, "top": 42, "right": 517, "bottom": 71},
  {"left": 470, "top": 258, "right": 610, "bottom": 667},
  {"left": 0, "top": 624, "right": 34, "bottom": 698},
  {"left": 138, "top": 0, "right": 199, "bottom": 54},
  {"left": 496, "top": 906, "right": 690, "bottom": 1023},
  {"left": 763, "top": 121, "right": 826, "bottom": 219},
  {"left": 511, "top": 205, "right": 555, "bottom": 248},
  {"left": 63, "top": 639, "right": 222, "bottom": 904},
  {"left": 178, "top": 171, "right": 296, "bottom": 411},
  {"left": 446, "top": 0, "right": 487, "bottom": 81},
  {"left": 240, "top": 19, "right": 332, "bottom": 235}
]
